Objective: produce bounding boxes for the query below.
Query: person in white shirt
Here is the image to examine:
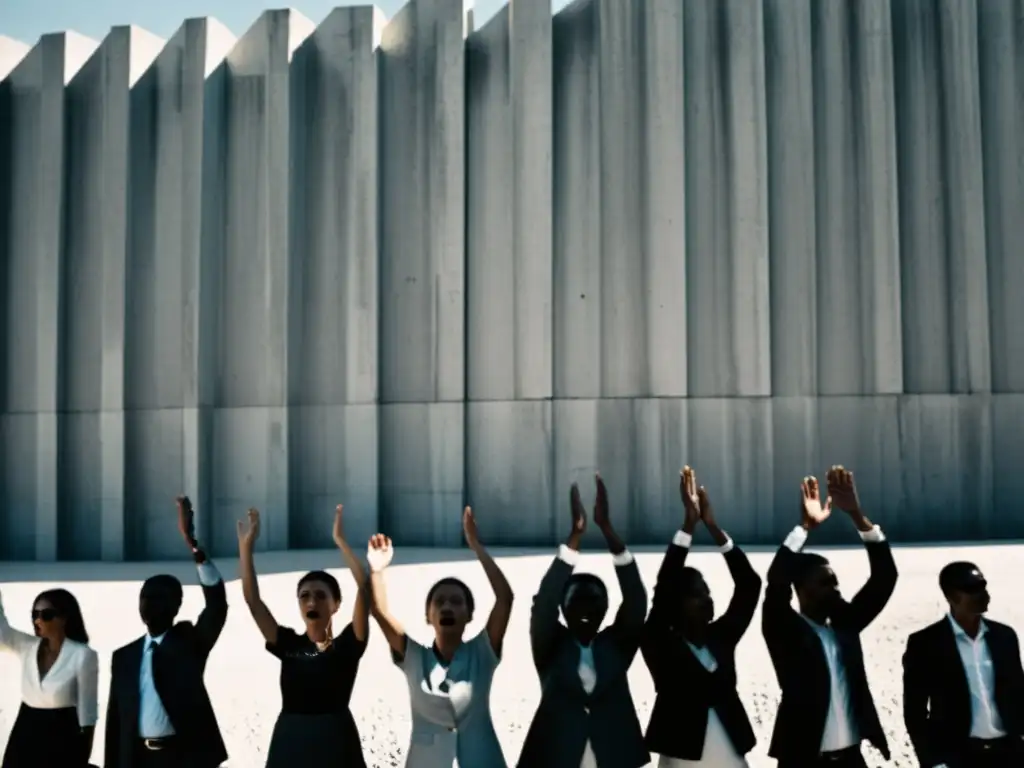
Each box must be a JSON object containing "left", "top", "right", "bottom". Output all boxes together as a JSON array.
[
  {"left": 903, "top": 561, "right": 1024, "bottom": 768},
  {"left": 517, "top": 474, "right": 650, "bottom": 768},
  {"left": 104, "top": 496, "right": 228, "bottom": 768},
  {"left": 0, "top": 587, "right": 98, "bottom": 767},
  {"left": 762, "top": 466, "right": 898, "bottom": 768}
]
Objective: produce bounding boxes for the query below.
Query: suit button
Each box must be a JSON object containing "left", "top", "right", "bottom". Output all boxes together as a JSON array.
[
  {"left": 447, "top": 726, "right": 456, "bottom": 732},
  {"left": 583, "top": 707, "right": 590, "bottom": 714}
]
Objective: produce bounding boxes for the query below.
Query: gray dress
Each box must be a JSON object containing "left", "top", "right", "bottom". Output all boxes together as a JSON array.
[{"left": 395, "top": 630, "right": 507, "bottom": 768}]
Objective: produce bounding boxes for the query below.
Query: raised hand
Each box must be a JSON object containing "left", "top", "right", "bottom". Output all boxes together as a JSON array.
[
  {"left": 237, "top": 508, "right": 260, "bottom": 550},
  {"left": 332, "top": 505, "right": 346, "bottom": 547},
  {"left": 462, "top": 507, "right": 481, "bottom": 551},
  {"left": 176, "top": 495, "right": 196, "bottom": 547},
  {"left": 826, "top": 465, "right": 861, "bottom": 514},
  {"left": 569, "top": 483, "right": 587, "bottom": 536},
  {"left": 367, "top": 533, "right": 394, "bottom": 573},
  {"left": 593, "top": 473, "right": 611, "bottom": 530},
  {"left": 800, "top": 476, "right": 831, "bottom": 529},
  {"left": 681, "top": 466, "right": 701, "bottom": 531}
]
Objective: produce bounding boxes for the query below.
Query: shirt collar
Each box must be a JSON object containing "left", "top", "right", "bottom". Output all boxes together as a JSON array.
[
  {"left": 947, "top": 613, "right": 987, "bottom": 640},
  {"left": 145, "top": 632, "right": 167, "bottom": 650}
]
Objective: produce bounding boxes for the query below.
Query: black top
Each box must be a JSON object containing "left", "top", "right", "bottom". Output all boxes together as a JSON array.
[{"left": 266, "top": 624, "right": 366, "bottom": 715}]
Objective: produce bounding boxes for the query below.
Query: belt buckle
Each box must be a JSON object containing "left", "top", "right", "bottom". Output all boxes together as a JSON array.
[{"left": 143, "top": 739, "right": 165, "bottom": 751}]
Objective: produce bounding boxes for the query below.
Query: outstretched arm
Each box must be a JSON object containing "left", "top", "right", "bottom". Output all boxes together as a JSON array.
[
  {"left": 594, "top": 476, "right": 646, "bottom": 655},
  {"left": 705, "top": 525, "right": 761, "bottom": 647},
  {"left": 177, "top": 496, "right": 227, "bottom": 656},
  {"left": 333, "top": 506, "right": 370, "bottom": 643},
  {"left": 463, "top": 508, "right": 514, "bottom": 658},
  {"left": 0, "top": 589, "right": 37, "bottom": 655},
  {"left": 237, "top": 509, "right": 278, "bottom": 644},
  {"left": 366, "top": 535, "right": 408, "bottom": 660}
]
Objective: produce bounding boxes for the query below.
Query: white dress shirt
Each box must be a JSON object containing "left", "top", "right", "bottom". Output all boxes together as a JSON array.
[
  {"left": 138, "top": 561, "right": 222, "bottom": 739},
  {"left": 658, "top": 530, "right": 748, "bottom": 768},
  {"left": 0, "top": 592, "right": 99, "bottom": 727},
  {"left": 948, "top": 614, "right": 1006, "bottom": 739},
  {"left": 557, "top": 544, "right": 634, "bottom": 768},
  {"left": 783, "top": 524, "right": 885, "bottom": 754}
]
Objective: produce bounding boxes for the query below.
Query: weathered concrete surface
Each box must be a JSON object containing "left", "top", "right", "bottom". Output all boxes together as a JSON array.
[
  {"left": 2, "top": 541, "right": 1021, "bottom": 766},
  {"left": 2, "top": 0, "right": 1024, "bottom": 559},
  {"left": 0, "top": 37, "right": 29, "bottom": 80}
]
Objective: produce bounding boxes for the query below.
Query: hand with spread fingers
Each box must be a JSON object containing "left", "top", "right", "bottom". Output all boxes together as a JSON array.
[
  {"left": 826, "top": 465, "right": 861, "bottom": 514},
  {"left": 237, "top": 508, "right": 260, "bottom": 551},
  {"left": 567, "top": 483, "right": 587, "bottom": 549},
  {"left": 800, "top": 476, "right": 831, "bottom": 530}
]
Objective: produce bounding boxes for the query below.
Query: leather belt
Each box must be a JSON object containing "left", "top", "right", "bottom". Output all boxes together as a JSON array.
[{"left": 140, "top": 736, "right": 176, "bottom": 751}]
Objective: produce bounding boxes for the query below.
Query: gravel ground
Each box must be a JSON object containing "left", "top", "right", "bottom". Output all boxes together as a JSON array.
[{"left": 1, "top": 538, "right": 1022, "bottom": 767}]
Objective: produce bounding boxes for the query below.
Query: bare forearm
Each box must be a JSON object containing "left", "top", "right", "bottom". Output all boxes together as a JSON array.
[
  {"left": 704, "top": 522, "right": 730, "bottom": 547},
  {"left": 336, "top": 538, "right": 368, "bottom": 592},
  {"left": 239, "top": 547, "right": 261, "bottom": 604},
  {"left": 599, "top": 525, "right": 626, "bottom": 555},
  {"left": 474, "top": 545, "right": 513, "bottom": 602},
  {"left": 848, "top": 509, "right": 875, "bottom": 533}
]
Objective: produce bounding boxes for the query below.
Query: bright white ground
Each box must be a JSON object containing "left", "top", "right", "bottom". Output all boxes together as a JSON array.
[{"left": 1, "top": 540, "right": 1021, "bottom": 768}]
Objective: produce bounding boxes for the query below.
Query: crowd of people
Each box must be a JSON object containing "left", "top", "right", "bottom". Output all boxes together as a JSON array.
[{"left": 0, "top": 466, "right": 1022, "bottom": 768}]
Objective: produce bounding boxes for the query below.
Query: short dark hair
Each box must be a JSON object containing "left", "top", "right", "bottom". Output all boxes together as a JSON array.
[
  {"left": 34, "top": 589, "right": 89, "bottom": 645},
  {"left": 792, "top": 552, "right": 830, "bottom": 589},
  {"left": 561, "top": 572, "right": 607, "bottom": 610},
  {"left": 425, "top": 577, "right": 475, "bottom": 617},
  {"left": 141, "top": 574, "right": 183, "bottom": 603},
  {"left": 297, "top": 570, "right": 341, "bottom": 602},
  {"left": 939, "top": 561, "right": 981, "bottom": 596}
]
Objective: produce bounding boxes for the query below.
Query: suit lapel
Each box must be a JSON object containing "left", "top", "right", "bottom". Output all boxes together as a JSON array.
[
  {"left": 123, "top": 637, "right": 145, "bottom": 725},
  {"left": 938, "top": 621, "right": 972, "bottom": 709}
]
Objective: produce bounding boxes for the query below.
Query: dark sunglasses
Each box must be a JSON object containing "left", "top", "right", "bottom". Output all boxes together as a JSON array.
[
  {"left": 32, "top": 608, "right": 58, "bottom": 622},
  {"left": 957, "top": 581, "right": 987, "bottom": 595}
]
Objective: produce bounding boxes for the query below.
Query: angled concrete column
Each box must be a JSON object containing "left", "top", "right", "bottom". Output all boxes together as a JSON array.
[
  {"left": 0, "top": 33, "right": 96, "bottom": 561},
  {"left": 764, "top": 0, "right": 817, "bottom": 396},
  {"left": 0, "top": 36, "right": 29, "bottom": 78},
  {"left": 465, "top": 0, "right": 555, "bottom": 541},
  {"left": 683, "top": 0, "right": 771, "bottom": 397},
  {"left": 894, "top": 0, "right": 990, "bottom": 394},
  {"left": 211, "top": 10, "right": 315, "bottom": 555},
  {"left": 466, "top": 0, "right": 553, "bottom": 402},
  {"left": 289, "top": 6, "right": 385, "bottom": 549},
  {"left": 124, "top": 18, "right": 235, "bottom": 559},
  {"left": 978, "top": 1, "right": 1024, "bottom": 393},
  {"left": 378, "top": 0, "right": 466, "bottom": 544},
  {"left": 62, "top": 27, "right": 164, "bottom": 561}
]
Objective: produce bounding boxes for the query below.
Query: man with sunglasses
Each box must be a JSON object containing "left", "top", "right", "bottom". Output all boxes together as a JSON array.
[
  {"left": 903, "top": 562, "right": 1024, "bottom": 768},
  {"left": 104, "top": 497, "right": 229, "bottom": 768}
]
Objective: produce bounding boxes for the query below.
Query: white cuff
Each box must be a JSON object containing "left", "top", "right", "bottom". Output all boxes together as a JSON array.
[
  {"left": 557, "top": 544, "right": 580, "bottom": 567},
  {"left": 782, "top": 525, "right": 808, "bottom": 553},
  {"left": 612, "top": 550, "right": 634, "bottom": 567},
  {"left": 719, "top": 537, "right": 735, "bottom": 554},
  {"left": 196, "top": 561, "right": 222, "bottom": 587},
  {"left": 859, "top": 525, "right": 885, "bottom": 543},
  {"left": 672, "top": 530, "right": 693, "bottom": 548}
]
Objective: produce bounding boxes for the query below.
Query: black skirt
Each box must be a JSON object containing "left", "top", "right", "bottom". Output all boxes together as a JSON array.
[
  {"left": 2, "top": 703, "right": 90, "bottom": 768},
  {"left": 265, "top": 710, "right": 367, "bottom": 768}
]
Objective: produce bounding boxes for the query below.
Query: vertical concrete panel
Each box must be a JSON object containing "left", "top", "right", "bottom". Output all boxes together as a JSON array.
[
  {"left": 0, "top": 34, "right": 96, "bottom": 560},
  {"left": 379, "top": 403, "right": 464, "bottom": 546},
  {"left": 764, "top": 0, "right": 817, "bottom": 397},
  {"left": 62, "top": 27, "right": 164, "bottom": 561},
  {"left": 992, "top": 395, "right": 1024, "bottom": 537},
  {"left": 552, "top": 0, "right": 600, "bottom": 398},
  {"left": 897, "top": 395, "right": 994, "bottom": 539},
  {"left": 378, "top": 0, "right": 466, "bottom": 403},
  {"left": 466, "top": 0, "right": 553, "bottom": 401},
  {"left": 289, "top": 6, "right": 383, "bottom": 543},
  {"left": 0, "top": 37, "right": 29, "bottom": 79},
  {"left": 124, "top": 19, "right": 235, "bottom": 559},
  {"left": 978, "top": 1, "right": 1024, "bottom": 393},
  {"left": 683, "top": 0, "right": 771, "bottom": 397},
  {"left": 894, "top": 0, "right": 990, "bottom": 394},
  {"left": 212, "top": 10, "right": 314, "bottom": 553},
  {"left": 630, "top": 399, "right": 688, "bottom": 539}
]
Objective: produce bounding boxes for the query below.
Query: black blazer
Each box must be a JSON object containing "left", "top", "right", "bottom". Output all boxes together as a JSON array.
[
  {"left": 641, "top": 536, "right": 761, "bottom": 760},
  {"left": 517, "top": 551, "right": 649, "bottom": 768},
  {"left": 903, "top": 616, "right": 1024, "bottom": 766},
  {"left": 104, "top": 579, "right": 228, "bottom": 768},
  {"left": 762, "top": 535, "right": 897, "bottom": 763}
]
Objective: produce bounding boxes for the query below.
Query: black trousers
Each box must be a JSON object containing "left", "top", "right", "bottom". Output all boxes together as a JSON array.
[
  {"left": 779, "top": 745, "right": 867, "bottom": 768},
  {"left": 132, "top": 741, "right": 185, "bottom": 768},
  {"left": 947, "top": 736, "right": 1024, "bottom": 768}
]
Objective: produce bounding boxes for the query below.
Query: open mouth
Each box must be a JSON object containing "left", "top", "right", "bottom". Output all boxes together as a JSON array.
[
  {"left": 305, "top": 610, "right": 320, "bottom": 620},
  {"left": 439, "top": 615, "right": 456, "bottom": 627}
]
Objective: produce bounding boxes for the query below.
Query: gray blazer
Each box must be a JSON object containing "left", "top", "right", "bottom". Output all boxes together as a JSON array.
[
  {"left": 517, "top": 548, "right": 650, "bottom": 768},
  {"left": 394, "top": 630, "right": 507, "bottom": 768}
]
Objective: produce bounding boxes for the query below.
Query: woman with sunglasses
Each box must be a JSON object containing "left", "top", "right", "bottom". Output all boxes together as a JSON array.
[{"left": 0, "top": 587, "right": 98, "bottom": 767}]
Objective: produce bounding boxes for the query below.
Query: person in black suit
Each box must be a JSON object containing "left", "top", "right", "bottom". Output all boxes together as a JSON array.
[
  {"left": 903, "top": 561, "right": 1024, "bottom": 768},
  {"left": 642, "top": 466, "right": 762, "bottom": 767},
  {"left": 517, "top": 474, "right": 649, "bottom": 768},
  {"left": 762, "top": 466, "right": 898, "bottom": 768},
  {"left": 104, "top": 497, "right": 229, "bottom": 768}
]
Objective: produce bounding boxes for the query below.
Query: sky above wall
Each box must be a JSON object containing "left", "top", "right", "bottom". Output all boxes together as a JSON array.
[{"left": 1, "top": 0, "right": 574, "bottom": 46}]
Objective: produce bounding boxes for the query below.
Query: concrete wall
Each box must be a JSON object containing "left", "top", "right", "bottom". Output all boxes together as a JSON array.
[{"left": 1, "top": 0, "right": 1023, "bottom": 561}]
